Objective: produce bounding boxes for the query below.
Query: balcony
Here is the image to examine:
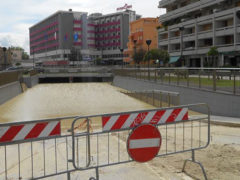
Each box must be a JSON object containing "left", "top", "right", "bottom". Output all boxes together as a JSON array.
[
  {"left": 158, "top": 0, "right": 177, "bottom": 8},
  {"left": 216, "top": 26, "right": 234, "bottom": 36},
  {"left": 170, "top": 37, "right": 180, "bottom": 44},
  {"left": 159, "top": 40, "right": 169, "bottom": 46},
  {"left": 159, "top": 0, "right": 226, "bottom": 22},
  {"left": 198, "top": 30, "right": 213, "bottom": 39},
  {"left": 217, "top": 44, "right": 235, "bottom": 52},
  {"left": 183, "top": 33, "right": 195, "bottom": 41},
  {"left": 159, "top": 33, "right": 168, "bottom": 41},
  {"left": 183, "top": 47, "right": 196, "bottom": 56},
  {"left": 159, "top": 45, "right": 168, "bottom": 51},
  {"left": 169, "top": 43, "right": 180, "bottom": 53}
]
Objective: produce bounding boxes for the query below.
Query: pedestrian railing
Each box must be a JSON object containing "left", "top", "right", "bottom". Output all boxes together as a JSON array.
[
  {"left": 0, "top": 103, "right": 210, "bottom": 180},
  {"left": 121, "top": 90, "right": 180, "bottom": 107},
  {"left": 114, "top": 68, "right": 240, "bottom": 95}
]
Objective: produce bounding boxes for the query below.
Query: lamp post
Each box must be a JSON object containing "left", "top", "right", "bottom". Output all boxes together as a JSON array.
[
  {"left": 133, "top": 39, "right": 137, "bottom": 66},
  {"left": 3, "top": 47, "right": 7, "bottom": 70},
  {"left": 146, "top": 39, "right": 152, "bottom": 80},
  {"left": 32, "top": 47, "right": 35, "bottom": 69},
  {"left": 120, "top": 48, "right": 124, "bottom": 68}
]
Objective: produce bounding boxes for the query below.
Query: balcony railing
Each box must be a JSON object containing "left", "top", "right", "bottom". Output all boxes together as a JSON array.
[
  {"left": 183, "top": 33, "right": 195, "bottom": 38},
  {"left": 169, "top": 36, "right": 180, "bottom": 40},
  {"left": 216, "top": 26, "right": 234, "bottom": 31},
  {"left": 170, "top": 49, "right": 180, "bottom": 53},
  {"left": 198, "top": 45, "right": 212, "bottom": 49},
  {"left": 216, "top": 43, "right": 234, "bottom": 47},
  {"left": 158, "top": 0, "right": 177, "bottom": 8},
  {"left": 160, "top": 0, "right": 225, "bottom": 22},
  {"left": 198, "top": 29, "right": 212, "bottom": 34}
]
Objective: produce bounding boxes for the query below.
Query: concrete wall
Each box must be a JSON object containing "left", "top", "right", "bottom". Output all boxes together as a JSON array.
[
  {"left": 113, "top": 76, "right": 240, "bottom": 118},
  {"left": 23, "top": 75, "right": 39, "bottom": 88},
  {"left": 0, "top": 81, "right": 22, "bottom": 105}
]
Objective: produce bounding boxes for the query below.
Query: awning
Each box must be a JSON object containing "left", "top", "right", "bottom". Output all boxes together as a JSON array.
[
  {"left": 169, "top": 56, "right": 180, "bottom": 64},
  {"left": 221, "top": 51, "right": 240, "bottom": 56}
]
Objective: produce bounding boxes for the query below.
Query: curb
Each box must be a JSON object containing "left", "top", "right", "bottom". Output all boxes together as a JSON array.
[{"left": 207, "top": 120, "right": 240, "bottom": 128}]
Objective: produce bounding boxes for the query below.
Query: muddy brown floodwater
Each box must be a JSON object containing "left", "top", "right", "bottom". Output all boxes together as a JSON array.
[
  {"left": 0, "top": 83, "right": 153, "bottom": 123},
  {"left": 0, "top": 83, "right": 239, "bottom": 180}
]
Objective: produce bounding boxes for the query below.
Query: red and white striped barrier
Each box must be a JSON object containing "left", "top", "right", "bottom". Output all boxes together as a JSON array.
[
  {"left": 102, "top": 108, "right": 188, "bottom": 131},
  {"left": 0, "top": 121, "right": 61, "bottom": 143}
]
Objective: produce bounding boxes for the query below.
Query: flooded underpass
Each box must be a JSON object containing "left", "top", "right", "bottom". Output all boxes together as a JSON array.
[
  {"left": 0, "top": 83, "right": 239, "bottom": 180},
  {"left": 0, "top": 83, "right": 153, "bottom": 123}
]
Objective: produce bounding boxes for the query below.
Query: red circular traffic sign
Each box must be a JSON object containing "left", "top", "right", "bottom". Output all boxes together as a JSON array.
[{"left": 127, "top": 124, "right": 162, "bottom": 163}]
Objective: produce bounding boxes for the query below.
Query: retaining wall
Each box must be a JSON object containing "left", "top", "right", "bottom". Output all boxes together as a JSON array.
[
  {"left": 0, "top": 81, "right": 22, "bottom": 105},
  {"left": 113, "top": 76, "right": 240, "bottom": 118},
  {"left": 23, "top": 75, "right": 39, "bottom": 88}
]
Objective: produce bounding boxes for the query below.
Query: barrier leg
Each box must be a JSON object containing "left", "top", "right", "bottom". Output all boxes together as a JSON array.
[
  {"left": 89, "top": 167, "right": 99, "bottom": 180},
  {"left": 182, "top": 150, "right": 208, "bottom": 180},
  {"left": 67, "top": 172, "right": 71, "bottom": 180}
]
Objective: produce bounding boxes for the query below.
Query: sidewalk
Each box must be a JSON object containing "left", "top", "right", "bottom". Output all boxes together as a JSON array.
[{"left": 210, "top": 115, "right": 240, "bottom": 127}]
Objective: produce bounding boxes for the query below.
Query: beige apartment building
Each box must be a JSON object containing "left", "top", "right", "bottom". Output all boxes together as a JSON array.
[{"left": 158, "top": 0, "right": 240, "bottom": 67}]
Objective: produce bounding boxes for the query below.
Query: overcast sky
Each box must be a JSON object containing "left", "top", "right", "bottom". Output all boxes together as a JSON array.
[{"left": 0, "top": 0, "right": 165, "bottom": 53}]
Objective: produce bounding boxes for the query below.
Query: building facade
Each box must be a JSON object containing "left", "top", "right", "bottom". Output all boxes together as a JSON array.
[
  {"left": 125, "top": 18, "right": 161, "bottom": 63},
  {"left": 29, "top": 9, "right": 140, "bottom": 65},
  {"left": 90, "top": 10, "right": 140, "bottom": 64},
  {"left": 29, "top": 10, "right": 88, "bottom": 65},
  {"left": 11, "top": 49, "right": 23, "bottom": 62},
  {"left": 158, "top": 0, "right": 240, "bottom": 67},
  {"left": 0, "top": 47, "right": 12, "bottom": 70}
]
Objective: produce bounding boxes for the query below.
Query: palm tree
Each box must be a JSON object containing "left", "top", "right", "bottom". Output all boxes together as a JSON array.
[{"left": 207, "top": 46, "right": 219, "bottom": 67}]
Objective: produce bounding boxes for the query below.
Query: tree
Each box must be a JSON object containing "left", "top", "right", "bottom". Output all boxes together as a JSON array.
[
  {"left": 143, "top": 51, "right": 152, "bottom": 62},
  {"left": 10, "top": 46, "right": 29, "bottom": 60},
  {"left": 22, "top": 52, "right": 29, "bottom": 60},
  {"left": 95, "top": 57, "right": 103, "bottom": 65},
  {"left": 143, "top": 49, "right": 169, "bottom": 66},
  {"left": 158, "top": 49, "right": 169, "bottom": 65},
  {"left": 15, "top": 62, "right": 21, "bottom": 66},
  {"left": 133, "top": 49, "right": 146, "bottom": 64},
  {"left": 10, "top": 46, "right": 24, "bottom": 51},
  {"left": 207, "top": 46, "right": 219, "bottom": 67}
]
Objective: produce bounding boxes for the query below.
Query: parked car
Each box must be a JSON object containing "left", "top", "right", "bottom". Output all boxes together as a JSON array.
[{"left": 6, "top": 66, "right": 23, "bottom": 71}]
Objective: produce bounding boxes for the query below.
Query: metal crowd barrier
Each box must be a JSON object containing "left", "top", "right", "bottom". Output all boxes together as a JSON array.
[
  {"left": 0, "top": 116, "right": 78, "bottom": 180},
  {"left": 121, "top": 90, "right": 180, "bottom": 107},
  {"left": 0, "top": 103, "right": 210, "bottom": 180}
]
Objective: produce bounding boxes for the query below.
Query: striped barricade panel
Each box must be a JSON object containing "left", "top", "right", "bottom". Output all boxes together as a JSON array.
[
  {"left": 102, "top": 108, "right": 188, "bottom": 131},
  {"left": 0, "top": 121, "right": 61, "bottom": 143}
]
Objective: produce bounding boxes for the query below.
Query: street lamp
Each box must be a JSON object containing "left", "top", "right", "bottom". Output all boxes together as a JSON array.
[
  {"left": 132, "top": 39, "right": 138, "bottom": 69},
  {"left": 120, "top": 48, "right": 124, "bottom": 68},
  {"left": 32, "top": 47, "right": 35, "bottom": 69},
  {"left": 2, "top": 47, "right": 7, "bottom": 70},
  {"left": 146, "top": 39, "right": 152, "bottom": 80},
  {"left": 133, "top": 40, "right": 137, "bottom": 65}
]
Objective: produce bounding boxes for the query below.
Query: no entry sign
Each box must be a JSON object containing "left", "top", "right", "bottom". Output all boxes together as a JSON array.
[{"left": 127, "top": 124, "right": 161, "bottom": 163}]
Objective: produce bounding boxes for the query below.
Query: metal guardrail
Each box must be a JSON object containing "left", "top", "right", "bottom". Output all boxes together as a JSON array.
[
  {"left": 0, "top": 103, "right": 210, "bottom": 180},
  {"left": 121, "top": 90, "right": 180, "bottom": 107},
  {"left": 114, "top": 68, "right": 240, "bottom": 95}
]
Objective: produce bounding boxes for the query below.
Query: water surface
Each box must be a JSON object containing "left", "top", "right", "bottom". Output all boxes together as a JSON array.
[{"left": 0, "top": 83, "right": 152, "bottom": 123}]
